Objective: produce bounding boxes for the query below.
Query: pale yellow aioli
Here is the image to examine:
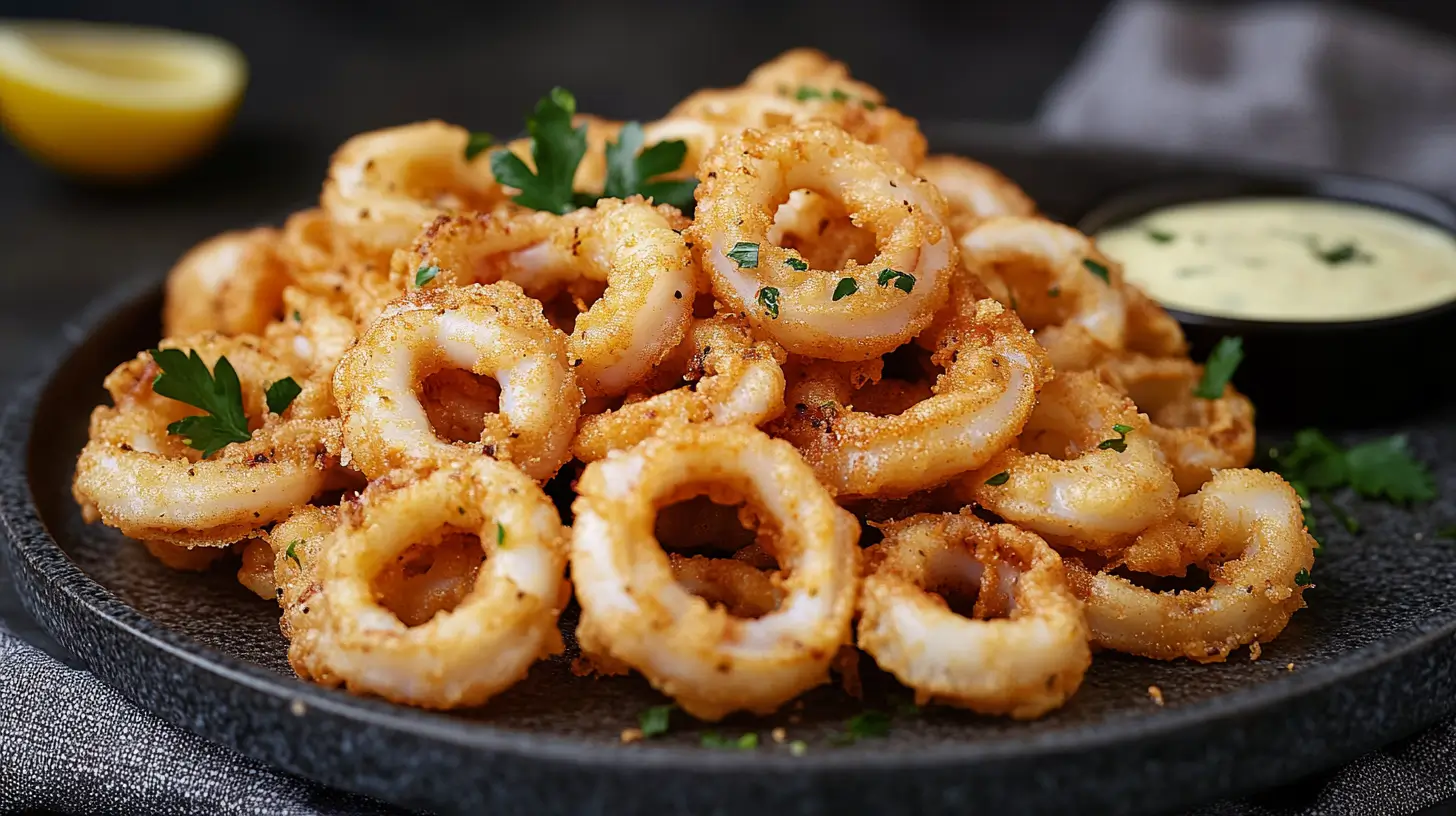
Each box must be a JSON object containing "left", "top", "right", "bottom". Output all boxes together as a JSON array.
[{"left": 1094, "top": 197, "right": 1456, "bottom": 321}]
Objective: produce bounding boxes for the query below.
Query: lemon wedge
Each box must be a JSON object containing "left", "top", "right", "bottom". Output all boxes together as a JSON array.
[{"left": 0, "top": 21, "right": 247, "bottom": 181}]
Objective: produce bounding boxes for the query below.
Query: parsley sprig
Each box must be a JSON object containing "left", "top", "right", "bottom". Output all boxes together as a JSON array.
[
  {"left": 1193, "top": 336, "right": 1243, "bottom": 399},
  {"left": 490, "top": 88, "right": 696, "bottom": 214},
  {"left": 638, "top": 704, "right": 674, "bottom": 738},
  {"left": 150, "top": 348, "right": 252, "bottom": 458},
  {"left": 1274, "top": 429, "right": 1436, "bottom": 505}
]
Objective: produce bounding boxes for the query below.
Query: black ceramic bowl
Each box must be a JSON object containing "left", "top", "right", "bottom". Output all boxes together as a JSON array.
[{"left": 1074, "top": 172, "right": 1456, "bottom": 428}]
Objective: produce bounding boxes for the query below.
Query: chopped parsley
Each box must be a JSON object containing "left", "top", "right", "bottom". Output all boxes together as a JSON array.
[
  {"left": 862, "top": 99, "right": 879, "bottom": 110},
  {"left": 1097, "top": 423, "right": 1134, "bottom": 453},
  {"left": 150, "top": 348, "right": 251, "bottom": 458},
  {"left": 1144, "top": 227, "right": 1176, "bottom": 244},
  {"left": 1193, "top": 336, "right": 1243, "bottom": 399},
  {"left": 1047, "top": 285, "right": 1061, "bottom": 297},
  {"left": 463, "top": 131, "right": 495, "bottom": 161},
  {"left": 415, "top": 264, "right": 440, "bottom": 287},
  {"left": 1294, "top": 568, "right": 1312, "bottom": 586},
  {"left": 876, "top": 268, "right": 915, "bottom": 293},
  {"left": 291, "top": 310, "right": 302, "bottom": 323},
  {"left": 786, "top": 256, "right": 809, "bottom": 271},
  {"left": 496, "top": 522, "right": 507, "bottom": 548},
  {"left": 701, "top": 732, "right": 758, "bottom": 750},
  {"left": 726, "top": 241, "right": 760, "bottom": 269},
  {"left": 985, "top": 471, "right": 1010, "bottom": 486},
  {"left": 834, "top": 711, "right": 891, "bottom": 744},
  {"left": 756, "top": 286, "right": 780, "bottom": 319},
  {"left": 788, "top": 739, "right": 809, "bottom": 756},
  {"left": 601, "top": 121, "right": 697, "bottom": 212},
  {"left": 265, "top": 377, "right": 301, "bottom": 416},
  {"left": 830, "top": 89, "right": 851, "bottom": 102},
  {"left": 638, "top": 704, "right": 674, "bottom": 737},
  {"left": 1308, "top": 238, "right": 1372, "bottom": 266},
  {"left": 794, "top": 86, "right": 824, "bottom": 101},
  {"left": 284, "top": 540, "right": 302, "bottom": 567},
  {"left": 1082, "top": 258, "right": 1111, "bottom": 283},
  {"left": 832, "top": 277, "right": 859, "bottom": 301}
]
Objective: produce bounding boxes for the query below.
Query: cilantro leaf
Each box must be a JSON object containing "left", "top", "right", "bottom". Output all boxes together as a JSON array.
[
  {"left": 1276, "top": 429, "right": 1349, "bottom": 491},
  {"left": 490, "top": 87, "right": 587, "bottom": 214},
  {"left": 1193, "top": 336, "right": 1243, "bottom": 399},
  {"left": 151, "top": 348, "right": 251, "bottom": 458},
  {"left": 757, "top": 286, "right": 780, "bottom": 319},
  {"left": 464, "top": 131, "right": 495, "bottom": 161},
  {"left": 265, "top": 377, "right": 301, "bottom": 416},
  {"left": 1082, "top": 258, "right": 1110, "bottom": 283},
  {"left": 415, "top": 265, "right": 440, "bottom": 287},
  {"left": 601, "top": 122, "right": 697, "bottom": 212},
  {"left": 639, "top": 704, "right": 674, "bottom": 737},
  {"left": 833, "top": 277, "right": 859, "bottom": 301},
  {"left": 727, "top": 242, "right": 759, "bottom": 268},
  {"left": 1344, "top": 435, "right": 1436, "bottom": 503}
]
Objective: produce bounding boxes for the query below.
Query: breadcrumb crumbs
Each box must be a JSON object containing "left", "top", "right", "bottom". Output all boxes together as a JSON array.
[
  {"left": 619, "top": 728, "right": 644, "bottom": 744},
  {"left": 1249, "top": 641, "right": 1262, "bottom": 661},
  {"left": 771, "top": 727, "right": 787, "bottom": 744},
  {"left": 1286, "top": 662, "right": 1296, "bottom": 671},
  {"left": 1147, "top": 685, "right": 1165, "bottom": 706}
]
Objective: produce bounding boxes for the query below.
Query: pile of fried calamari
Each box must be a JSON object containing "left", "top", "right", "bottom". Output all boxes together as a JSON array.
[{"left": 72, "top": 49, "right": 1314, "bottom": 721}]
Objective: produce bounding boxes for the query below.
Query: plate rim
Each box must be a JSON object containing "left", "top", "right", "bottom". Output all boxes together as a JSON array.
[{"left": 5, "top": 147, "right": 1456, "bottom": 813}]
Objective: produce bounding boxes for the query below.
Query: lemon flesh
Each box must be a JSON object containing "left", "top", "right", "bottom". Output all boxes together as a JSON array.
[{"left": 0, "top": 21, "right": 247, "bottom": 181}]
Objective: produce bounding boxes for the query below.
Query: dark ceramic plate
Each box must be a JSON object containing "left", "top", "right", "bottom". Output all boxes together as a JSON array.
[{"left": 4, "top": 126, "right": 1456, "bottom": 816}]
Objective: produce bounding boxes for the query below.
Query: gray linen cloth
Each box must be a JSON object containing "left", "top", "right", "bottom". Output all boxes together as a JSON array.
[{"left": 4, "top": 1, "right": 1456, "bottom": 814}]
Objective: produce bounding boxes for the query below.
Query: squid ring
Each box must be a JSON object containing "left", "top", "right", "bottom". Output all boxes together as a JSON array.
[
  {"left": 570, "top": 424, "right": 861, "bottom": 720},
  {"left": 858, "top": 511, "right": 1091, "bottom": 718},
  {"left": 966, "top": 371, "right": 1179, "bottom": 547},
  {"left": 959, "top": 216, "right": 1127, "bottom": 372},
  {"left": 775, "top": 294, "right": 1051, "bottom": 498},
  {"left": 163, "top": 228, "right": 290, "bottom": 338},
  {"left": 669, "top": 554, "right": 784, "bottom": 620},
  {"left": 306, "top": 459, "right": 569, "bottom": 708},
  {"left": 1097, "top": 353, "right": 1256, "bottom": 494},
  {"left": 400, "top": 198, "right": 697, "bottom": 397},
  {"left": 72, "top": 335, "right": 341, "bottom": 548},
  {"left": 333, "top": 282, "right": 581, "bottom": 481},
  {"left": 572, "top": 316, "right": 787, "bottom": 462},
  {"left": 688, "top": 123, "right": 955, "bottom": 362},
  {"left": 1063, "top": 469, "right": 1317, "bottom": 662},
  {"left": 918, "top": 155, "right": 1036, "bottom": 233}
]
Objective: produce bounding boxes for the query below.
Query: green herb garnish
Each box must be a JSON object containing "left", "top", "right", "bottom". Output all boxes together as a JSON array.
[
  {"left": 794, "top": 86, "right": 824, "bottom": 101},
  {"left": 1308, "top": 239, "right": 1372, "bottom": 266},
  {"left": 757, "top": 286, "right": 780, "bottom": 319},
  {"left": 415, "top": 264, "right": 440, "bottom": 287},
  {"left": 786, "top": 256, "right": 808, "bottom": 271},
  {"left": 830, "top": 89, "right": 851, "bottom": 103},
  {"left": 490, "top": 87, "right": 588, "bottom": 214},
  {"left": 1436, "top": 525, "right": 1456, "bottom": 541},
  {"left": 876, "top": 268, "right": 915, "bottom": 292},
  {"left": 832, "top": 277, "right": 859, "bottom": 301},
  {"left": 835, "top": 711, "right": 891, "bottom": 744},
  {"left": 1273, "top": 430, "right": 1436, "bottom": 506},
  {"left": 1082, "top": 258, "right": 1110, "bottom": 283},
  {"left": 284, "top": 540, "right": 302, "bottom": 567},
  {"left": 1145, "top": 227, "right": 1175, "bottom": 243},
  {"left": 601, "top": 121, "right": 697, "bottom": 211},
  {"left": 727, "top": 241, "right": 760, "bottom": 269},
  {"left": 1097, "top": 423, "right": 1134, "bottom": 453},
  {"left": 150, "top": 348, "right": 251, "bottom": 458},
  {"left": 789, "top": 739, "right": 809, "bottom": 756},
  {"left": 1047, "top": 285, "right": 1061, "bottom": 297},
  {"left": 464, "top": 131, "right": 495, "bottom": 161},
  {"left": 701, "top": 732, "right": 759, "bottom": 750},
  {"left": 1193, "top": 336, "right": 1243, "bottom": 399},
  {"left": 265, "top": 377, "right": 301, "bottom": 416},
  {"left": 1294, "top": 568, "right": 1312, "bottom": 586},
  {"left": 496, "top": 522, "right": 507, "bottom": 548},
  {"left": 985, "top": 471, "right": 1010, "bottom": 486},
  {"left": 639, "top": 704, "right": 674, "bottom": 737}
]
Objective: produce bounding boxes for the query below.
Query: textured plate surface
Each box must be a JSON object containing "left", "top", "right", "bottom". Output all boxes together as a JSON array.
[{"left": 4, "top": 129, "right": 1456, "bottom": 816}]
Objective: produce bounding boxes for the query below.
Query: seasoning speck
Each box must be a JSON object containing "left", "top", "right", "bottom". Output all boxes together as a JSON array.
[
  {"left": 1248, "top": 641, "right": 1262, "bottom": 661},
  {"left": 1147, "top": 685, "right": 1165, "bottom": 706},
  {"left": 620, "top": 728, "right": 644, "bottom": 744}
]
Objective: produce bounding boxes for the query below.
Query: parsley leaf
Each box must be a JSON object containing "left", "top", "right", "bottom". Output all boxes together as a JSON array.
[
  {"left": 833, "top": 277, "right": 859, "bottom": 301},
  {"left": 786, "top": 256, "right": 808, "bottom": 271},
  {"left": 985, "top": 471, "right": 1010, "bottom": 486},
  {"left": 1097, "top": 423, "right": 1133, "bottom": 453},
  {"left": 496, "top": 522, "right": 507, "bottom": 548},
  {"left": 794, "top": 86, "right": 824, "bottom": 101},
  {"left": 284, "top": 540, "right": 302, "bottom": 567},
  {"left": 877, "top": 268, "right": 915, "bottom": 292},
  {"left": 490, "top": 87, "right": 588, "bottom": 214},
  {"left": 415, "top": 265, "right": 440, "bottom": 287},
  {"left": 1082, "top": 258, "right": 1110, "bottom": 283},
  {"left": 638, "top": 704, "right": 674, "bottom": 737},
  {"left": 757, "top": 286, "right": 780, "bottom": 319},
  {"left": 601, "top": 121, "right": 697, "bottom": 212},
  {"left": 701, "top": 732, "right": 758, "bottom": 750},
  {"left": 464, "top": 131, "right": 495, "bottom": 161},
  {"left": 835, "top": 711, "right": 891, "bottom": 744},
  {"left": 1145, "top": 227, "right": 1175, "bottom": 244},
  {"left": 151, "top": 348, "right": 251, "bottom": 458},
  {"left": 1294, "top": 568, "right": 1312, "bottom": 586},
  {"left": 1344, "top": 435, "right": 1436, "bottom": 503},
  {"left": 1193, "top": 336, "right": 1243, "bottom": 399},
  {"left": 265, "top": 377, "right": 301, "bottom": 416},
  {"left": 1308, "top": 239, "right": 1372, "bottom": 266},
  {"left": 727, "top": 241, "right": 759, "bottom": 268}
]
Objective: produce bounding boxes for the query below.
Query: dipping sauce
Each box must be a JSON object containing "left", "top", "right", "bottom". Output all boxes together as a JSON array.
[{"left": 1094, "top": 198, "right": 1456, "bottom": 321}]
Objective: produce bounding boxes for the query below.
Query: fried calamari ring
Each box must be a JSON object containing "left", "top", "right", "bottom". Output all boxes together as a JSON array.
[
  {"left": 333, "top": 282, "right": 580, "bottom": 481},
  {"left": 1063, "top": 469, "right": 1317, "bottom": 662},
  {"left": 767, "top": 189, "right": 879, "bottom": 272},
  {"left": 322, "top": 121, "right": 504, "bottom": 255},
  {"left": 163, "top": 228, "right": 289, "bottom": 337},
  {"left": 742, "top": 48, "right": 888, "bottom": 105},
  {"left": 271, "top": 504, "right": 337, "bottom": 679},
  {"left": 966, "top": 371, "right": 1178, "bottom": 547},
  {"left": 774, "top": 292, "right": 1051, "bottom": 498},
  {"left": 959, "top": 216, "right": 1127, "bottom": 371},
  {"left": 572, "top": 316, "right": 787, "bottom": 462},
  {"left": 858, "top": 511, "right": 1090, "bottom": 718},
  {"left": 689, "top": 123, "right": 954, "bottom": 361},
  {"left": 571, "top": 424, "right": 860, "bottom": 720},
  {"left": 918, "top": 155, "right": 1036, "bottom": 233},
  {"left": 302, "top": 460, "right": 568, "bottom": 708},
  {"left": 1097, "top": 353, "right": 1256, "bottom": 494},
  {"left": 399, "top": 198, "right": 697, "bottom": 397},
  {"left": 72, "top": 335, "right": 341, "bottom": 548},
  {"left": 1122, "top": 283, "right": 1189, "bottom": 359}
]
